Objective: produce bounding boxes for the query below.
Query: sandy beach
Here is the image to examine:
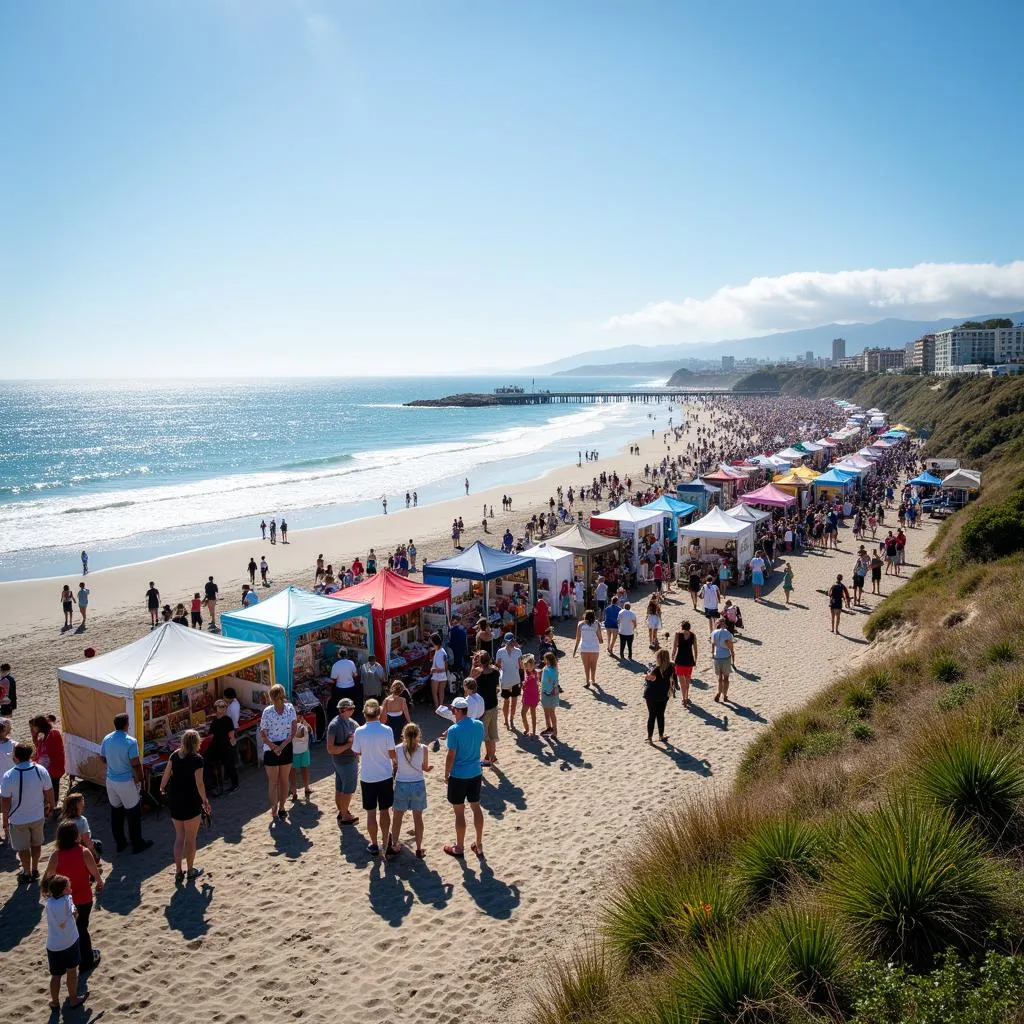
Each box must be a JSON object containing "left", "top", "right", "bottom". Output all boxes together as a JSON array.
[{"left": 0, "top": 406, "right": 934, "bottom": 1024}]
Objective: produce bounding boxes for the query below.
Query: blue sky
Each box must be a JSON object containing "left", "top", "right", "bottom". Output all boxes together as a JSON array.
[{"left": 2, "top": 0, "right": 1023, "bottom": 376}]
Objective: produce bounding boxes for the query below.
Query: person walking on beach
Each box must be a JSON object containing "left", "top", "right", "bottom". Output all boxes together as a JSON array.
[
  {"left": 539, "top": 651, "right": 560, "bottom": 737},
  {"left": 204, "top": 576, "right": 219, "bottom": 631},
  {"left": 573, "top": 609, "right": 603, "bottom": 689},
  {"left": 389, "top": 722, "right": 431, "bottom": 858},
  {"left": 190, "top": 592, "right": 203, "bottom": 629},
  {"left": 158, "top": 729, "right": 211, "bottom": 883},
  {"left": 280, "top": 519, "right": 287, "bottom": 543},
  {"left": 464, "top": 478, "right": 470, "bottom": 495},
  {"left": 828, "top": 574, "right": 851, "bottom": 635},
  {"left": 646, "top": 596, "right": 661, "bottom": 649},
  {"left": 1, "top": 742, "right": 54, "bottom": 882},
  {"left": 260, "top": 685, "right": 297, "bottom": 821},
  {"left": 644, "top": 648, "right": 676, "bottom": 744},
  {"left": 351, "top": 699, "right": 397, "bottom": 857},
  {"left": 259, "top": 556, "right": 269, "bottom": 587},
  {"left": 870, "top": 550, "right": 883, "bottom": 595},
  {"left": 688, "top": 564, "right": 702, "bottom": 610},
  {"left": 326, "top": 698, "right": 359, "bottom": 827},
  {"left": 76, "top": 583, "right": 89, "bottom": 629},
  {"left": 671, "top": 620, "right": 698, "bottom": 706},
  {"left": 782, "top": 563, "right": 794, "bottom": 604},
  {"left": 617, "top": 601, "right": 637, "bottom": 659},
  {"left": 407, "top": 540, "right": 417, "bottom": 572},
  {"left": 99, "top": 714, "right": 152, "bottom": 854},
  {"left": 315, "top": 554, "right": 325, "bottom": 584},
  {"left": 146, "top": 582, "right": 160, "bottom": 629},
  {"left": 260, "top": 519, "right": 267, "bottom": 540},
  {"left": 852, "top": 551, "right": 869, "bottom": 605},
  {"left": 81, "top": 550, "right": 88, "bottom": 575},
  {"left": 444, "top": 697, "right": 484, "bottom": 859},
  {"left": 748, "top": 553, "right": 767, "bottom": 603},
  {"left": 711, "top": 617, "right": 735, "bottom": 704},
  {"left": 61, "top": 585, "right": 74, "bottom": 631},
  {"left": 604, "top": 597, "right": 620, "bottom": 654},
  {"left": 382, "top": 497, "right": 388, "bottom": 515},
  {"left": 269, "top": 518, "right": 277, "bottom": 544},
  {"left": 247, "top": 557, "right": 257, "bottom": 585},
  {"left": 701, "top": 575, "right": 722, "bottom": 636},
  {"left": 42, "top": 876, "right": 85, "bottom": 1010},
  {"left": 496, "top": 633, "right": 523, "bottom": 730}
]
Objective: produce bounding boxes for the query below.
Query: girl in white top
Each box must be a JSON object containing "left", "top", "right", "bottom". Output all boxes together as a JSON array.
[
  {"left": 572, "top": 609, "right": 604, "bottom": 688},
  {"left": 388, "top": 722, "right": 432, "bottom": 859},
  {"left": 429, "top": 633, "right": 449, "bottom": 709},
  {"left": 45, "top": 876, "right": 83, "bottom": 1009},
  {"left": 0, "top": 717, "right": 13, "bottom": 777},
  {"left": 259, "top": 684, "right": 298, "bottom": 820}
]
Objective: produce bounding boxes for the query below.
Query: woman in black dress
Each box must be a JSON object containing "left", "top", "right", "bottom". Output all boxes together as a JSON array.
[
  {"left": 159, "top": 729, "right": 211, "bottom": 884},
  {"left": 643, "top": 648, "right": 676, "bottom": 745},
  {"left": 671, "top": 620, "right": 698, "bottom": 706}
]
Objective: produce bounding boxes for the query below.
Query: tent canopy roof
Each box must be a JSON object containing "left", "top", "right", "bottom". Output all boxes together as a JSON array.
[
  {"left": 331, "top": 570, "right": 450, "bottom": 617},
  {"left": 642, "top": 494, "right": 697, "bottom": 517},
  {"left": 726, "top": 503, "right": 772, "bottom": 524},
  {"left": 700, "top": 470, "right": 738, "bottom": 482},
  {"left": 550, "top": 523, "right": 622, "bottom": 553},
  {"left": 677, "top": 478, "right": 722, "bottom": 494},
  {"left": 520, "top": 542, "right": 574, "bottom": 563},
  {"left": 813, "top": 468, "right": 858, "bottom": 486},
  {"left": 678, "top": 506, "right": 755, "bottom": 540},
  {"left": 836, "top": 454, "right": 872, "bottom": 468},
  {"left": 58, "top": 623, "right": 273, "bottom": 697},
  {"left": 743, "top": 483, "right": 799, "bottom": 507},
  {"left": 423, "top": 541, "right": 535, "bottom": 581},
  {"left": 941, "top": 468, "right": 982, "bottom": 490},
  {"left": 909, "top": 471, "right": 943, "bottom": 486},
  {"left": 222, "top": 586, "right": 369, "bottom": 633},
  {"left": 775, "top": 447, "right": 806, "bottom": 460},
  {"left": 591, "top": 501, "right": 663, "bottom": 527}
]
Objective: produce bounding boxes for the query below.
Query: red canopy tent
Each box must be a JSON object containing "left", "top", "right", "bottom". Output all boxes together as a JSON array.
[
  {"left": 741, "top": 483, "right": 798, "bottom": 508},
  {"left": 330, "top": 570, "right": 450, "bottom": 676}
]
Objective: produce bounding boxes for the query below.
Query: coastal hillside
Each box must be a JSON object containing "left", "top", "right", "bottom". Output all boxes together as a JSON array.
[
  {"left": 665, "top": 368, "right": 742, "bottom": 388},
  {"left": 539, "top": 374, "right": 1024, "bottom": 1024}
]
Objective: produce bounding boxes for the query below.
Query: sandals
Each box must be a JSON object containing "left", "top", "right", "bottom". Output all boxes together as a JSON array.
[
  {"left": 444, "top": 844, "right": 464, "bottom": 858},
  {"left": 470, "top": 842, "right": 484, "bottom": 857},
  {"left": 415, "top": 848, "right": 426, "bottom": 859}
]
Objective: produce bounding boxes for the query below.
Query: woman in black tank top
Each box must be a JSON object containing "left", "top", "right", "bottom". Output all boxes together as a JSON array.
[{"left": 671, "top": 622, "right": 698, "bottom": 705}]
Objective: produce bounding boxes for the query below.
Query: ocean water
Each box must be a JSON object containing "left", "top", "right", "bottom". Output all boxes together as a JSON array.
[{"left": 0, "top": 376, "right": 670, "bottom": 581}]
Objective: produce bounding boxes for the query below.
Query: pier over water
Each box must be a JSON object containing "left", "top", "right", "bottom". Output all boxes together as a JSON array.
[{"left": 405, "top": 389, "right": 779, "bottom": 408}]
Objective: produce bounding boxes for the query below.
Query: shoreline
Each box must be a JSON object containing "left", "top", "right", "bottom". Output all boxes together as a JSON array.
[{"left": 0, "top": 412, "right": 675, "bottom": 639}]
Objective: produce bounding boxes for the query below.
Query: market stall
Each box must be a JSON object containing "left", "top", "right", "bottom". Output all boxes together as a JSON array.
[
  {"left": 677, "top": 506, "right": 756, "bottom": 586},
  {"left": 940, "top": 468, "right": 982, "bottom": 506},
  {"left": 520, "top": 542, "right": 574, "bottom": 616},
  {"left": 333, "top": 569, "right": 450, "bottom": 681},
  {"left": 677, "top": 479, "right": 722, "bottom": 514},
  {"left": 741, "top": 483, "right": 798, "bottom": 510},
  {"left": 550, "top": 522, "right": 626, "bottom": 602},
  {"left": 726, "top": 502, "right": 772, "bottom": 526},
  {"left": 221, "top": 586, "right": 373, "bottom": 699},
  {"left": 589, "top": 502, "right": 664, "bottom": 570},
  {"left": 423, "top": 542, "right": 536, "bottom": 639},
  {"left": 642, "top": 494, "right": 697, "bottom": 540},
  {"left": 833, "top": 454, "right": 874, "bottom": 478},
  {"left": 57, "top": 624, "right": 275, "bottom": 785},
  {"left": 810, "top": 467, "right": 858, "bottom": 502},
  {"left": 699, "top": 470, "right": 741, "bottom": 507}
]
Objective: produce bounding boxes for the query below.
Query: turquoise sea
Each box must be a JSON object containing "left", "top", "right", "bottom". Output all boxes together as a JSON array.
[{"left": 0, "top": 375, "right": 667, "bottom": 581}]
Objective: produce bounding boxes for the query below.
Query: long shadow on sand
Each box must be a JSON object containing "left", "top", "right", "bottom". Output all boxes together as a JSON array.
[
  {"left": 164, "top": 879, "right": 214, "bottom": 940},
  {"left": 456, "top": 856, "right": 521, "bottom": 920},
  {"left": 479, "top": 767, "right": 527, "bottom": 819},
  {"left": 652, "top": 741, "right": 713, "bottom": 777},
  {"left": 727, "top": 701, "right": 768, "bottom": 724},
  {"left": 0, "top": 881, "right": 43, "bottom": 951},
  {"left": 686, "top": 701, "right": 728, "bottom": 730},
  {"left": 366, "top": 854, "right": 455, "bottom": 926}
]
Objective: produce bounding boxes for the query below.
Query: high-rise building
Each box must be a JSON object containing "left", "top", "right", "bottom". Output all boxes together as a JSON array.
[
  {"left": 832, "top": 337, "right": 846, "bottom": 364},
  {"left": 906, "top": 334, "right": 936, "bottom": 373},
  {"left": 805, "top": 350, "right": 814, "bottom": 364},
  {"left": 862, "top": 348, "right": 905, "bottom": 372},
  {"left": 933, "top": 325, "right": 1024, "bottom": 373},
  {"left": 721, "top": 355, "right": 735, "bottom": 371}
]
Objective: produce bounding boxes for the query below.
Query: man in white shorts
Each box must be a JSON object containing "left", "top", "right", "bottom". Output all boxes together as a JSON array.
[{"left": 100, "top": 714, "right": 153, "bottom": 853}]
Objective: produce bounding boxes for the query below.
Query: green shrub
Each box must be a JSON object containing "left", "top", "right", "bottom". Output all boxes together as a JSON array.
[
  {"left": 763, "top": 906, "right": 849, "bottom": 1008},
  {"left": 802, "top": 731, "right": 844, "bottom": 760},
  {"left": 778, "top": 735, "right": 807, "bottom": 763},
  {"left": 850, "top": 949, "right": 1024, "bottom": 1024},
  {"left": 604, "top": 864, "right": 741, "bottom": 969},
  {"left": 826, "top": 795, "right": 999, "bottom": 968},
  {"left": 852, "top": 722, "right": 876, "bottom": 742},
  {"left": 931, "top": 655, "right": 965, "bottom": 684},
  {"left": 986, "top": 640, "right": 1016, "bottom": 665},
  {"left": 734, "top": 818, "right": 823, "bottom": 902},
  {"left": 864, "top": 669, "right": 894, "bottom": 702},
  {"left": 960, "top": 496, "right": 1024, "bottom": 562},
  {"left": 535, "top": 943, "right": 613, "bottom": 1024},
  {"left": 937, "top": 683, "right": 976, "bottom": 712},
  {"left": 655, "top": 928, "right": 786, "bottom": 1024},
  {"left": 956, "top": 569, "right": 986, "bottom": 599},
  {"left": 865, "top": 605, "right": 904, "bottom": 641},
  {"left": 844, "top": 686, "right": 874, "bottom": 716},
  {"left": 913, "top": 730, "right": 1024, "bottom": 839}
]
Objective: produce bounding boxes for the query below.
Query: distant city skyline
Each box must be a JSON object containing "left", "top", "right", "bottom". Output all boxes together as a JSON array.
[{"left": 2, "top": 2, "right": 1024, "bottom": 378}]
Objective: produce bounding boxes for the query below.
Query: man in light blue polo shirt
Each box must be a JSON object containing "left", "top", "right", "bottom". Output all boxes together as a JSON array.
[
  {"left": 99, "top": 714, "right": 152, "bottom": 854},
  {"left": 444, "top": 698, "right": 485, "bottom": 858}
]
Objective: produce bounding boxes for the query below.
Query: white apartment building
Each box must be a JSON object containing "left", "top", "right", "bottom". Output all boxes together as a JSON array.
[{"left": 934, "top": 325, "right": 1024, "bottom": 373}]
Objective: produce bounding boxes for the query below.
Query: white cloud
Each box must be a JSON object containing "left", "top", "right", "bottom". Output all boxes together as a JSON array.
[{"left": 603, "top": 261, "right": 1024, "bottom": 336}]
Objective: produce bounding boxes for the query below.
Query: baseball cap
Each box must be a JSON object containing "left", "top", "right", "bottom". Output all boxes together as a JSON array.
[
  {"left": 504, "top": 632, "right": 514, "bottom": 642},
  {"left": 338, "top": 697, "right": 355, "bottom": 709},
  {"left": 451, "top": 696, "right": 469, "bottom": 710}
]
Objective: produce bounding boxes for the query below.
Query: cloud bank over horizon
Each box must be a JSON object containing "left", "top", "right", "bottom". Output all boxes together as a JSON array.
[{"left": 603, "top": 261, "right": 1024, "bottom": 337}]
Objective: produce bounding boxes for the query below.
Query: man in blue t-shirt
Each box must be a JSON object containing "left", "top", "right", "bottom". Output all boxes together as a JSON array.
[
  {"left": 710, "top": 618, "right": 735, "bottom": 705},
  {"left": 603, "top": 597, "right": 621, "bottom": 655},
  {"left": 444, "top": 698, "right": 485, "bottom": 858},
  {"left": 448, "top": 616, "right": 468, "bottom": 674},
  {"left": 99, "top": 713, "right": 152, "bottom": 853}
]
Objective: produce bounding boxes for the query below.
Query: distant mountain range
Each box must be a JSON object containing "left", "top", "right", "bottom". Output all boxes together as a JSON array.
[{"left": 533, "top": 312, "right": 1024, "bottom": 376}]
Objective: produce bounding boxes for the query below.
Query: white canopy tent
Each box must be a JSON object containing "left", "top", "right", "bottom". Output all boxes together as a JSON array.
[
  {"left": 520, "top": 542, "right": 574, "bottom": 612},
  {"left": 726, "top": 503, "right": 772, "bottom": 525},
  {"left": 58, "top": 624, "right": 275, "bottom": 784},
  {"left": 590, "top": 502, "right": 663, "bottom": 565},
  {"left": 677, "top": 506, "right": 756, "bottom": 584}
]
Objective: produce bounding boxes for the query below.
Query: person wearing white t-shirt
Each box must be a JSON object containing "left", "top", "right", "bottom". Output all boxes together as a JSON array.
[
  {"left": 351, "top": 700, "right": 397, "bottom": 857},
  {"left": 495, "top": 634, "right": 523, "bottom": 730},
  {"left": 1, "top": 742, "right": 54, "bottom": 880},
  {"left": 223, "top": 688, "right": 241, "bottom": 730},
  {"left": 0, "top": 717, "right": 14, "bottom": 778},
  {"left": 700, "top": 577, "right": 722, "bottom": 636},
  {"left": 429, "top": 633, "right": 450, "bottom": 709},
  {"left": 388, "top": 721, "right": 432, "bottom": 858},
  {"left": 616, "top": 602, "right": 637, "bottom": 660},
  {"left": 330, "top": 651, "right": 360, "bottom": 719},
  {"left": 572, "top": 578, "right": 584, "bottom": 618}
]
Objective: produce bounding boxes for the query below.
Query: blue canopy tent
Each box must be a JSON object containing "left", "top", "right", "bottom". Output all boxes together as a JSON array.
[
  {"left": 677, "top": 479, "right": 722, "bottom": 515},
  {"left": 811, "top": 467, "right": 858, "bottom": 500},
  {"left": 642, "top": 494, "right": 697, "bottom": 540},
  {"left": 221, "top": 586, "right": 373, "bottom": 696},
  {"left": 882, "top": 430, "right": 909, "bottom": 439},
  {"left": 423, "top": 542, "right": 536, "bottom": 631},
  {"left": 908, "top": 471, "right": 943, "bottom": 487}
]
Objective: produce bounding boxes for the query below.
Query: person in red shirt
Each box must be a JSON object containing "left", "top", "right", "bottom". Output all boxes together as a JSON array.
[
  {"left": 532, "top": 595, "right": 550, "bottom": 638},
  {"left": 653, "top": 560, "right": 665, "bottom": 594},
  {"left": 895, "top": 529, "right": 907, "bottom": 577},
  {"left": 31, "top": 716, "right": 66, "bottom": 809}
]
